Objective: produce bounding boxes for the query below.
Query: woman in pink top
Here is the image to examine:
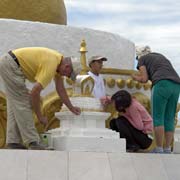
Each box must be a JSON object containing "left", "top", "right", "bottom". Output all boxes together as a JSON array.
[{"left": 110, "top": 90, "right": 153, "bottom": 152}]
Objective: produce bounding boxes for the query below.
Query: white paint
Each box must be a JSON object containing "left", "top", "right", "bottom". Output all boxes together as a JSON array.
[{"left": 0, "top": 150, "right": 180, "bottom": 180}]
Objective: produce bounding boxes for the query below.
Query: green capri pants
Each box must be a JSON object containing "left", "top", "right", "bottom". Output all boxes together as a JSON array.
[{"left": 151, "top": 80, "right": 180, "bottom": 131}]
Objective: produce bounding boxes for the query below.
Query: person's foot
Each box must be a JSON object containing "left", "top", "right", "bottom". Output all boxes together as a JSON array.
[
  {"left": 163, "top": 147, "right": 172, "bottom": 154},
  {"left": 150, "top": 147, "right": 163, "bottom": 154},
  {"left": 28, "top": 142, "right": 46, "bottom": 150},
  {"left": 127, "top": 144, "right": 140, "bottom": 152},
  {"left": 5, "top": 143, "right": 27, "bottom": 149}
]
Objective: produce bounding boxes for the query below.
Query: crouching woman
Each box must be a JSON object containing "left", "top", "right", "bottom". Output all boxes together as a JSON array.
[{"left": 110, "top": 90, "right": 153, "bottom": 152}]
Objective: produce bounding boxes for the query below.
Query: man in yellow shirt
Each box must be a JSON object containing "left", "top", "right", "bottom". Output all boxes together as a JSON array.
[{"left": 0, "top": 47, "right": 81, "bottom": 150}]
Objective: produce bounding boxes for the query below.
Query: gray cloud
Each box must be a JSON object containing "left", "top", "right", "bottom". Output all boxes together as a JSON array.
[{"left": 64, "top": 0, "right": 180, "bottom": 74}]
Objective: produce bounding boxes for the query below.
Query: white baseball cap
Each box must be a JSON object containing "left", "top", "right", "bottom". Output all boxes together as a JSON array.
[{"left": 88, "top": 56, "right": 107, "bottom": 66}]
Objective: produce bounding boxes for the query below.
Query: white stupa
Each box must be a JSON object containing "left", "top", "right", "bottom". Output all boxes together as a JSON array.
[{"left": 48, "top": 75, "right": 126, "bottom": 152}]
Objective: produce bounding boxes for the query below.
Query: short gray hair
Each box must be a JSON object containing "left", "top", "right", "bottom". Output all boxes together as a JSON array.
[
  {"left": 136, "top": 46, "right": 152, "bottom": 59},
  {"left": 70, "top": 56, "right": 82, "bottom": 81}
]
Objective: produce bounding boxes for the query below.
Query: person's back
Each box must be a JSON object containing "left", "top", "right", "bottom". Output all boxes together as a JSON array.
[
  {"left": 122, "top": 98, "right": 153, "bottom": 134},
  {"left": 13, "top": 47, "right": 62, "bottom": 88},
  {"left": 137, "top": 52, "right": 180, "bottom": 85},
  {"left": 110, "top": 90, "right": 153, "bottom": 152}
]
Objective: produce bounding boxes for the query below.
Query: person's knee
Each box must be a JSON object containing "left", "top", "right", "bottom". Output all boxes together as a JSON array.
[
  {"left": 110, "top": 119, "right": 117, "bottom": 131},
  {"left": 164, "top": 122, "right": 174, "bottom": 132},
  {"left": 141, "top": 138, "right": 152, "bottom": 149},
  {"left": 153, "top": 119, "right": 164, "bottom": 127}
]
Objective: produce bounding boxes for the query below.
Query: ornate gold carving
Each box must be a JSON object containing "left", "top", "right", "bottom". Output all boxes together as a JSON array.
[
  {"left": 143, "top": 81, "right": 152, "bottom": 90},
  {"left": 0, "top": 91, "right": 7, "bottom": 148},
  {"left": 106, "top": 77, "right": 116, "bottom": 88},
  {"left": 81, "top": 76, "right": 94, "bottom": 96},
  {"left": 100, "top": 68, "right": 135, "bottom": 75},
  {"left": 40, "top": 90, "right": 69, "bottom": 132},
  {"left": 132, "top": 92, "right": 151, "bottom": 113},
  {"left": 134, "top": 81, "right": 143, "bottom": 89},
  {"left": 104, "top": 103, "right": 118, "bottom": 128},
  {"left": 116, "top": 79, "right": 125, "bottom": 89},
  {"left": 175, "top": 103, "right": 180, "bottom": 127},
  {"left": 126, "top": 78, "right": 135, "bottom": 89}
]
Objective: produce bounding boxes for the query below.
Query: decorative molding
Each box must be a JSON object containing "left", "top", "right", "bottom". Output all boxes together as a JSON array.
[
  {"left": 116, "top": 79, "right": 126, "bottom": 89},
  {"left": 81, "top": 76, "right": 94, "bottom": 96},
  {"left": 106, "top": 77, "right": 116, "bottom": 88},
  {"left": 126, "top": 78, "right": 135, "bottom": 89}
]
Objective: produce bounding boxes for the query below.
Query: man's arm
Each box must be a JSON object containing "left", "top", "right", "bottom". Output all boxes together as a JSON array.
[
  {"left": 132, "top": 66, "right": 148, "bottom": 83},
  {"left": 55, "top": 76, "right": 81, "bottom": 115},
  {"left": 30, "top": 82, "right": 48, "bottom": 125}
]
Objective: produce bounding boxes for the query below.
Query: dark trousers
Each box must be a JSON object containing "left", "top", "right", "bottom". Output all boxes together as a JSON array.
[{"left": 110, "top": 116, "right": 152, "bottom": 149}]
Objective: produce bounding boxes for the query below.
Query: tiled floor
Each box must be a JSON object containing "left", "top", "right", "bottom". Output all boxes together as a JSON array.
[{"left": 0, "top": 150, "right": 180, "bottom": 180}]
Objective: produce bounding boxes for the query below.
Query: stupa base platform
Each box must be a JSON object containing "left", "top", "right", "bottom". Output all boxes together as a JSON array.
[{"left": 52, "top": 136, "right": 126, "bottom": 152}]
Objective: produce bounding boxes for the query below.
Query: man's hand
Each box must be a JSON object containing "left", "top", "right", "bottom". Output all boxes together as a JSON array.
[
  {"left": 39, "top": 116, "right": 48, "bottom": 126},
  {"left": 55, "top": 76, "right": 81, "bottom": 115},
  {"left": 69, "top": 106, "right": 81, "bottom": 115}
]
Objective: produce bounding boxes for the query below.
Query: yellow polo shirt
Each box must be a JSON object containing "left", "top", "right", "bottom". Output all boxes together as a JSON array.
[{"left": 13, "top": 47, "right": 62, "bottom": 88}]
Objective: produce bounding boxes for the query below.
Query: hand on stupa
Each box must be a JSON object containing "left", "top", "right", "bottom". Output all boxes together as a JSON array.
[{"left": 70, "top": 106, "right": 81, "bottom": 115}]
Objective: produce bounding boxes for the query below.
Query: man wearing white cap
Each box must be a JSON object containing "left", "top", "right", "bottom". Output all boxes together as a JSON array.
[
  {"left": 0, "top": 47, "right": 81, "bottom": 150},
  {"left": 88, "top": 56, "right": 111, "bottom": 106}
]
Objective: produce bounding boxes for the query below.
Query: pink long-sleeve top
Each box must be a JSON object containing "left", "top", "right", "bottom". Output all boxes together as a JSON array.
[{"left": 122, "top": 98, "right": 153, "bottom": 134}]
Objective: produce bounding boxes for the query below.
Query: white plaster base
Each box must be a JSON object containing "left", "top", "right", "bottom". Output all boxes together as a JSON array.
[
  {"left": 51, "top": 109, "right": 126, "bottom": 152},
  {"left": 173, "top": 127, "right": 180, "bottom": 153},
  {"left": 1, "top": 150, "right": 179, "bottom": 180},
  {"left": 52, "top": 136, "right": 126, "bottom": 152},
  {"left": 173, "top": 141, "right": 180, "bottom": 154}
]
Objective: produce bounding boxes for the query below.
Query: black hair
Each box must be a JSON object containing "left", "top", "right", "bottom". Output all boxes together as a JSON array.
[{"left": 111, "top": 90, "right": 132, "bottom": 112}]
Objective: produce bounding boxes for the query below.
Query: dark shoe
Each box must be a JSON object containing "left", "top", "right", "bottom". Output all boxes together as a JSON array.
[
  {"left": 5, "top": 143, "right": 27, "bottom": 150},
  {"left": 127, "top": 144, "right": 140, "bottom": 152},
  {"left": 28, "top": 142, "right": 46, "bottom": 150}
]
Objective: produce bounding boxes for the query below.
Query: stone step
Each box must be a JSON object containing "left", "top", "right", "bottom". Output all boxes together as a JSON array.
[{"left": 0, "top": 150, "right": 180, "bottom": 180}]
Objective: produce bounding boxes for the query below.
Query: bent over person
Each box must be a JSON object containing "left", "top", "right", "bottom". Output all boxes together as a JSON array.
[
  {"left": 132, "top": 46, "right": 180, "bottom": 153},
  {"left": 0, "top": 47, "right": 81, "bottom": 150},
  {"left": 110, "top": 90, "right": 153, "bottom": 152}
]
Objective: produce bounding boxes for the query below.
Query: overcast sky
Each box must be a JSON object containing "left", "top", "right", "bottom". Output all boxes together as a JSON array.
[{"left": 64, "top": 0, "right": 180, "bottom": 74}]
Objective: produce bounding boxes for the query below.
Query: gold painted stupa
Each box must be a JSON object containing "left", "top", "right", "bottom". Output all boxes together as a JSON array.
[{"left": 0, "top": 0, "right": 67, "bottom": 24}]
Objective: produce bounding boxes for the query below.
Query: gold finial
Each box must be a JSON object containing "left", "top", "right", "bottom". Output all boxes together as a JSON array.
[
  {"left": 80, "top": 39, "right": 87, "bottom": 52},
  {"left": 79, "top": 39, "right": 88, "bottom": 74}
]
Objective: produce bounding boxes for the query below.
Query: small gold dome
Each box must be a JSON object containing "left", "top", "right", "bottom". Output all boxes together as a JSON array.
[{"left": 0, "top": 0, "right": 67, "bottom": 25}]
